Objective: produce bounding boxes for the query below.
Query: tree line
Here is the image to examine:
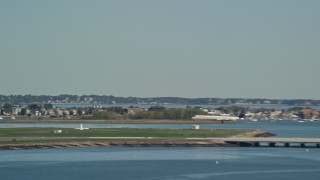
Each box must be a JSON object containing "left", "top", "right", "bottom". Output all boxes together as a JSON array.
[{"left": 86, "top": 108, "right": 208, "bottom": 120}]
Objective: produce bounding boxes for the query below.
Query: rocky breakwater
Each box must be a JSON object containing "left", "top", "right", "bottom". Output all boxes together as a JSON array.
[{"left": 0, "top": 140, "right": 237, "bottom": 150}]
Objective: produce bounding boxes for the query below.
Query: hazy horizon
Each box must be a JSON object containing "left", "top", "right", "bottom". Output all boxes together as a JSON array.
[
  {"left": 1, "top": 0, "right": 319, "bottom": 99},
  {"left": 0, "top": 94, "right": 318, "bottom": 101}
]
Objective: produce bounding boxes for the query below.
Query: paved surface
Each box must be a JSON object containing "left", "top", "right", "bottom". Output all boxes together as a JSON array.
[{"left": 188, "top": 137, "right": 320, "bottom": 143}]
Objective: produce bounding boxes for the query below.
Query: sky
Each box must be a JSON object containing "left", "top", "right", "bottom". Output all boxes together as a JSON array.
[{"left": 0, "top": 0, "right": 319, "bottom": 99}]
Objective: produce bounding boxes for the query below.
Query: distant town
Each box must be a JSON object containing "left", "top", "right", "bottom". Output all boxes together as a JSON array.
[
  {"left": 1, "top": 94, "right": 320, "bottom": 106},
  {"left": 0, "top": 95, "right": 319, "bottom": 121}
]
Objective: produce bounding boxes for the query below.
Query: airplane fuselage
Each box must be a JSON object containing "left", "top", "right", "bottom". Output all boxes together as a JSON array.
[{"left": 192, "top": 115, "right": 239, "bottom": 121}]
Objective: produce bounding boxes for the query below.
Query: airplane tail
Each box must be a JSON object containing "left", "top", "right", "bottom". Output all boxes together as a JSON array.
[{"left": 238, "top": 113, "right": 246, "bottom": 119}]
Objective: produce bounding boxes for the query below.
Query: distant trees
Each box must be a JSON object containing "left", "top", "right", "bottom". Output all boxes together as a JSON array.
[
  {"left": 25, "top": 103, "right": 52, "bottom": 111},
  {"left": 215, "top": 106, "right": 246, "bottom": 114},
  {"left": 130, "top": 108, "right": 207, "bottom": 120},
  {"left": 1, "top": 103, "right": 14, "bottom": 114},
  {"left": 105, "top": 107, "right": 125, "bottom": 114},
  {"left": 77, "top": 109, "right": 83, "bottom": 116},
  {"left": 43, "top": 104, "right": 53, "bottom": 110},
  {"left": 288, "top": 107, "right": 304, "bottom": 112},
  {"left": 93, "top": 111, "right": 117, "bottom": 120},
  {"left": 28, "top": 104, "right": 41, "bottom": 111},
  {"left": 20, "top": 108, "right": 27, "bottom": 115}
]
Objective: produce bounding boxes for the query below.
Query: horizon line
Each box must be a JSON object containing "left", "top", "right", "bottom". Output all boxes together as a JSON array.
[{"left": 0, "top": 94, "right": 319, "bottom": 101}]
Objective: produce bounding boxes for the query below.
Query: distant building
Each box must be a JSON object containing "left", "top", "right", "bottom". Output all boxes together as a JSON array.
[
  {"left": 53, "top": 130, "right": 62, "bottom": 133},
  {"left": 270, "top": 110, "right": 282, "bottom": 119},
  {"left": 302, "top": 109, "right": 314, "bottom": 119},
  {"left": 12, "top": 107, "right": 21, "bottom": 115},
  {"left": 312, "top": 111, "right": 320, "bottom": 119},
  {"left": 63, "top": 110, "right": 70, "bottom": 116},
  {"left": 70, "top": 109, "right": 77, "bottom": 116},
  {"left": 192, "top": 124, "right": 200, "bottom": 129},
  {"left": 35, "top": 111, "right": 41, "bottom": 116},
  {"left": 55, "top": 109, "right": 63, "bottom": 116}
]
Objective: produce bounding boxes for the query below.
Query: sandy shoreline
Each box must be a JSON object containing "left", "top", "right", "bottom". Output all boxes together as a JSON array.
[{"left": 0, "top": 140, "right": 237, "bottom": 150}]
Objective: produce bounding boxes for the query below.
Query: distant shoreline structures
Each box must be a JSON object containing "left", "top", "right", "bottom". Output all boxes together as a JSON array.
[
  {"left": 1, "top": 95, "right": 320, "bottom": 121},
  {"left": 0, "top": 94, "right": 319, "bottom": 106},
  {"left": 1, "top": 105, "right": 320, "bottom": 122}
]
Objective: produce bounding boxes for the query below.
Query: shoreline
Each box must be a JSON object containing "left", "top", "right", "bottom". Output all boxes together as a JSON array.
[
  {"left": 0, "top": 140, "right": 238, "bottom": 150},
  {"left": 0, "top": 130, "right": 273, "bottom": 150}
]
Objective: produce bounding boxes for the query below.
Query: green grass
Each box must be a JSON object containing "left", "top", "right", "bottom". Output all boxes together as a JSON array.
[{"left": 0, "top": 127, "right": 246, "bottom": 138}]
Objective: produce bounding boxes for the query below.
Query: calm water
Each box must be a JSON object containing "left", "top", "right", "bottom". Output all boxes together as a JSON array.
[{"left": 1, "top": 147, "right": 320, "bottom": 180}]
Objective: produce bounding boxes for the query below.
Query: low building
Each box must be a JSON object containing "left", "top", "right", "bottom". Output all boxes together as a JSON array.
[
  {"left": 192, "top": 124, "right": 200, "bottom": 129},
  {"left": 53, "top": 130, "right": 62, "bottom": 133},
  {"left": 302, "top": 109, "right": 314, "bottom": 119}
]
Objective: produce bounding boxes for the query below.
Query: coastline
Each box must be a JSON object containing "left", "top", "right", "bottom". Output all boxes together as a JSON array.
[
  {"left": 0, "top": 140, "right": 237, "bottom": 150},
  {"left": 0, "top": 130, "right": 273, "bottom": 150}
]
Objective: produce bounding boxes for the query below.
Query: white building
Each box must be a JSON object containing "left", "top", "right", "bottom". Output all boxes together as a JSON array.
[{"left": 192, "top": 124, "right": 200, "bottom": 129}]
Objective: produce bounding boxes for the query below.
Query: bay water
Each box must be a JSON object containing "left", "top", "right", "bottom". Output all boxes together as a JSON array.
[
  {"left": 1, "top": 147, "right": 319, "bottom": 180},
  {"left": 1, "top": 121, "right": 320, "bottom": 179}
]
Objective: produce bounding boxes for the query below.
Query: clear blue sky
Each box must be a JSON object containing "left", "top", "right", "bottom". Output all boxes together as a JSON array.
[{"left": 0, "top": 0, "right": 319, "bottom": 99}]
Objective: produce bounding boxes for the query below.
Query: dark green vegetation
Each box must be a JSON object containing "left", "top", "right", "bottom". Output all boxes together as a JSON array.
[
  {"left": 215, "top": 106, "right": 246, "bottom": 114},
  {"left": 1, "top": 103, "right": 14, "bottom": 114},
  {"left": 92, "top": 111, "right": 117, "bottom": 120},
  {"left": 0, "top": 128, "right": 246, "bottom": 138},
  {"left": 87, "top": 108, "right": 207, "bottom": 120},
  {"left": 130, "top": 108, "right": 207, "bottom": 120}
]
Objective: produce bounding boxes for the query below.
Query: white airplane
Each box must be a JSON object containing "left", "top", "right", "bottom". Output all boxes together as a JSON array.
[
  {"left": 192, "top": 113, "right": 245, "bottom": 121},
  {"left": 75, "top": 124, "right": 89, "bottom": 130}
]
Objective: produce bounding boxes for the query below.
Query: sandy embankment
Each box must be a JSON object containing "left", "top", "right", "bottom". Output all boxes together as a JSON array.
[
  {"left": 0, "top": 141, "right": 234, "bottom": 150},
  {"left": 230, "top": 130, "right": 275, "bottom": 138}
]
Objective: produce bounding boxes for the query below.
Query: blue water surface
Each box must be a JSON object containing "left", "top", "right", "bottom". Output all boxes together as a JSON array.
[{"left": 1, "top": 147, "right": 319, "bottom": 180}]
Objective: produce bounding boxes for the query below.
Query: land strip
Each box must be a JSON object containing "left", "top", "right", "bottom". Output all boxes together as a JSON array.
[
  {"left": 0, "top": 128, "right": 272, "bottom": 150},
  {"left": 0, "top": 119, "right": 234, "bottom": 124}
]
